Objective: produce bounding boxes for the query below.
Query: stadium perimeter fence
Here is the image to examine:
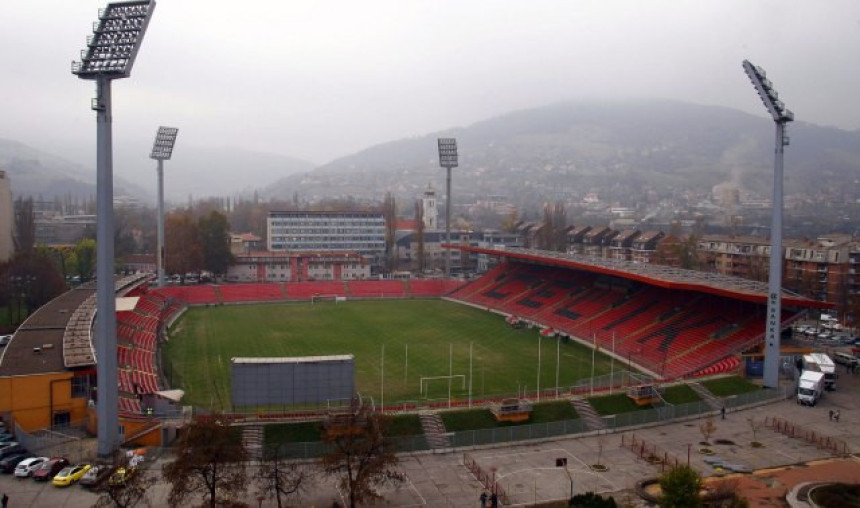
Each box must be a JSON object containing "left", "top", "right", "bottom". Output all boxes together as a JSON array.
[{"left": 263, "top": 385, "right": 791, "bottom": 459}]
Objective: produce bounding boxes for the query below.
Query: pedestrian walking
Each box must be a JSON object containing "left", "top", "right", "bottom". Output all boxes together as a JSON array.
[
  {"left": 829, "top": 409, "right": 834, "bottom": 421},
  {"left": 490, "top": 492, "right": 499, "bottom": 508},
  {"left": 834, "top": 410, "right": 840, "bottom": 423},
  {"left": 480, "top": 491, "right": 488, "bottom": 507},
  {"left": 720, "top": 406, "right": 726, "bottom": 420},
  {"left": 2, "top": 492, "right": 8, "bottom": 508}
]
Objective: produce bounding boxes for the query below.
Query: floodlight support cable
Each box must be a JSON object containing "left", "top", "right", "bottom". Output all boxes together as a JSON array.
[
  {"left": 157, "top": 159, "right": 165, "bottom": 287},
  {"left": 94, "top": 77, "right": 120, "bottom": 457}
]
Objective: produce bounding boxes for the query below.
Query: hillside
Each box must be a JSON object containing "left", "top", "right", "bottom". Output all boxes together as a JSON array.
[
  {"left": 0, "top": 138, "right": 316, "bottom": 204},
  {"left": 263, "top": 100, "right": 860, "bottom": 210}
]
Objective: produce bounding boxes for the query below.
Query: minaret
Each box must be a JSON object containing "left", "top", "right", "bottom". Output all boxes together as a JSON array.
[{"left": 422, "top": 183, "right": 438, "bottom": 230}]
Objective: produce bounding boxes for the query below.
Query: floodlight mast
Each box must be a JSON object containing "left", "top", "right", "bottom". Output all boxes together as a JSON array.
[
  {"left": 742, "top": 60, "right": 793, "bottom": 389},
  {"left": 150, "top": 127, "right": 179, "bottom": 288},
  {"left": 73, "top": 0, "right": 156, "bottom": 458},
  {"left": 437, "top": 138, "right": 458, "bottom": 277}
]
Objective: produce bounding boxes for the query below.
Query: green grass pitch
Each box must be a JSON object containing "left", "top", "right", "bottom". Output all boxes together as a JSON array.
[{"left": 162, "top": 299, "right": 624, "bottom": 410}]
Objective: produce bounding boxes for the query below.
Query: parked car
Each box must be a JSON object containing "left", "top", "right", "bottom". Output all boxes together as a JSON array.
[
  {"left": 0, "top": 443, "right": 25, "bottom": 460},
  {"left": 79, "top": 463, "right": 113, "bottom": 488},
  {"left": 0, "top": 453, "right": 28, "bottom": 473},
  {"left": 52, "top": 463, "right": 92, "bottom": 487},
  {"left": 32, "top": 457, "right": 70, "bottom": 481},
  {"left": 0, "top": 335, "right": 11, "bottom": 347},
  {"left": 0, "top": 442, "right": 19, "bottom": 453},
  {"left": 0, "top": 433, "right": 16, "bottom": 443},
  {"left": 14, "top": 457, "right": 49, "bottom": 478}
]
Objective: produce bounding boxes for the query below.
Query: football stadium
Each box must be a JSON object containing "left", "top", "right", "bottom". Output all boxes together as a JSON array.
[{"left": 0, "top": 246, "right": 828, "bottom": 450}]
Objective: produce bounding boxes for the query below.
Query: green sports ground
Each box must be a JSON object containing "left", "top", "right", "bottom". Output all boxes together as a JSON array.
[{"left": 162, "top": 299, "right": 624, "bottom": 410}]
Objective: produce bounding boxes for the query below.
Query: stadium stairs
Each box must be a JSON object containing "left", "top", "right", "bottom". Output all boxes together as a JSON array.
[
  {"left": 242, "top": 426, "right": 264, "bottom": 460},
  {"left": 688, "top": 382, "right": 723, "bottom": 410},
  {"left": 570, "top": 399, "right": 606, "bottom": 431},
  {"left": 419, "top": 412, "right": 451, "bottom": 450}
]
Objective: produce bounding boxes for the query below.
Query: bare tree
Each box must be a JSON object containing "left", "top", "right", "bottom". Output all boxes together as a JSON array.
[
  {"left": 748, "top": 417, "right": 765, "bottom": 446},
  {"left": 13, "top": 196, "right": 35, "bottom": 254},
  {"left": 162, "top": 416, "right": 248, "bottom": 508},
  {"left": 255, "top": 455, "right": 312, "bottom": 508},
  {"left": 92, "top": 463, "right": 157, "bottom": 508},
  {"left": 414, "top": 200, "right": 425, "bottom": 273},
  {"left": 382, "top": 192, "right": 398, "bottom": 273},
  {"left": 320, "top": 403, "right": 404, "bottom": 508},
  {"left": 699, "top": 418, "right": 717, "bottom": 446}
]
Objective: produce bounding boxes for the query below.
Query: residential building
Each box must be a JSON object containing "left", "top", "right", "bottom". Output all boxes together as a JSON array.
[{"left": 696, "top": 235, "right": 771, "bottom": 281}]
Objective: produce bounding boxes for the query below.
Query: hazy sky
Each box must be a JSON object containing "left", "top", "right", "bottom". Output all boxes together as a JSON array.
[{"left": 2, "top": 0, "right": 860, "bottom": 172}]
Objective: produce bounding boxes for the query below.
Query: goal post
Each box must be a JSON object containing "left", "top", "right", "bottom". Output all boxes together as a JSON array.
[
  {"left": 420, "top": 375, "right": 466, "bottom": 396},
  {"left": 311, "top": 294, "right": 344, "bottom": 304}
]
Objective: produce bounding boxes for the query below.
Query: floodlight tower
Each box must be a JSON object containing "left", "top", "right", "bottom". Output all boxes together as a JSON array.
[
  {"left": 742, "top": 60, "right": 794, "bottom": 389},
  {"left": 72, "top": 0, "right": 156, "bottom": 457},
  {"left": 437, "top": 138, "right": 458, "bottom": 277},
  {"left": 150, "top": 127, "right": 179, "bottom": 287}
]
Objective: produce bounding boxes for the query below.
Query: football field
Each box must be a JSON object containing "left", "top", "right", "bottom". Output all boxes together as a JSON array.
[{"left": 163, "top": 299, "right": 622, "bottom": 410}]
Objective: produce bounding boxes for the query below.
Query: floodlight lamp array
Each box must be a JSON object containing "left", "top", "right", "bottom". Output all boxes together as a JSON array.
[
  {"left": 742, "top": 60, "right": 793, "bottom": 123},
  {"left": 437, "top": 138, "right": 459, "bottom": 168},
  {"left": 150, "top": 126, "right": 179, "bottom": 160},
  {"left": 72, "top": 0, "right": 155, "bottom": 79}
]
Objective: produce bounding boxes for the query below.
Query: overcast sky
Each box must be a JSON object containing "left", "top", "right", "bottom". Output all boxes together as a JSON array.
[{"left": 2, "top": 0, "right": 860, "bottom": 173}]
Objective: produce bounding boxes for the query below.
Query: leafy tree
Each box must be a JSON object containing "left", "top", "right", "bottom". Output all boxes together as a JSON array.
[
  {"left": 658, "top": 465, "right": 702, "bottom": 508},
  {"left": 162, "top": 416, "right": 248, "bottom": 508},
  {"left": 71, "top": 238, "right": 96, "bottom": 282},
  {"left": 255, "top": 454, "right": 311, "bottom": 508},
  {"left": 0, "top": 250, "right": 66, "bottom": 324},
  {"left": 320, "top": 403, "right": 404, "bottom": 508},
  {"left": 92, "top": 459, "right": 157, "bottom": 508},
  {"left": 165, "top": 212, "right": 203, "bottom": 278},
  {"left": 197, "top": 210, "right": 233, "bottom": 276}
]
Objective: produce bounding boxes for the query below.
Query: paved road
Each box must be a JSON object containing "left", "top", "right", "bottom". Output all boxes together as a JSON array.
[{"left": 2, "top": 370, "right": 858, "bottom": 507}]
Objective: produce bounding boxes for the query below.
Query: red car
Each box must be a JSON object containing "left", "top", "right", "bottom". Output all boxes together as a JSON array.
[{"left": 31, "top": 457, "right": 69, "bottom": 481}]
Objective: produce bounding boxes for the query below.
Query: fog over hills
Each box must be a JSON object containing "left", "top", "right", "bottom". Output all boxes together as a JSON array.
[
  {"left": 0, "top": 138, "right": 315, "bottom": 204},
  {"left": 3, "top": 100, "right": 859, "bottom": 210},
  {"left": 264, "top": 100, "right": 860, "bottom": 211}
]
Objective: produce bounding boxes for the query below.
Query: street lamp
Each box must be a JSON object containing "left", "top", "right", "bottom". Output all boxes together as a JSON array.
[
  {"left": 150, "top": 126, "right": 179, "bottom": 287},
  {"left": 437, "top": 138, "right": 458, "bottom": 277},
  {"left": 73, "top": 0, "right": 156, "bottom": 458},
  {"left": 742, "top": 59, "right": 793, "bottom": 389}
]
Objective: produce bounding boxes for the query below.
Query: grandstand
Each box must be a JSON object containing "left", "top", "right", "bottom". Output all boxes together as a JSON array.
[
  {"left": 447, "top": 246, "right": 830, "bottom": 380},
  {"left": 0, "top": 244, "right": 831, "bottom": 443}
]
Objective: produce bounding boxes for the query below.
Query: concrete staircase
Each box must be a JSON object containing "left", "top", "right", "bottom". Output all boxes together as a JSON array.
[
  {"left": 571, "top": 399, "right": 606, "bottom": 431},
  {"left": 689, "top": 382, "right": 723, "bottom": 410},
  {"left": 242, "top": 425, "right": 264, "bottom": 460},
  {"left": 419, "top": 412, "right": 451, "bottom": 450}
]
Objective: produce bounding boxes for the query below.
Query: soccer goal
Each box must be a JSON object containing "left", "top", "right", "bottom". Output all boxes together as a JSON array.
[
  {"left": 311, "top": 294, "right": 345, "bottom": 304},
  {"left": 420, "top": 375, "right": 466, "bottom": 396}
]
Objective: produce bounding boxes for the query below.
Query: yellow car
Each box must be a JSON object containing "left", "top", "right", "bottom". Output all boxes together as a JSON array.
[{"left": 52, "top": 464, "right": 92, "bottom": 487}]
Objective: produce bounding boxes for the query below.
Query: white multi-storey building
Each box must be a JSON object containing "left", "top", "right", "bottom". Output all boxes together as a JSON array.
[{"left": 267, "top": 211, "right": 386, "bottom": 261}]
